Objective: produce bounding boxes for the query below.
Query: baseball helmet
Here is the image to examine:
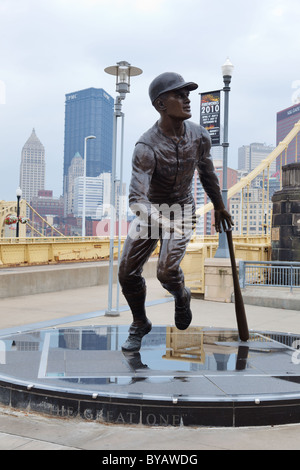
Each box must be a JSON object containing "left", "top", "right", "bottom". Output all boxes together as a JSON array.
[{"left": 149, "top": 72, "right": 198, "bottom": 104}]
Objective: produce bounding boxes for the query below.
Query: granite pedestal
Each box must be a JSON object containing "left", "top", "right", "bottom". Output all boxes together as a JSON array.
[{"left": 0, "top": 325, "right": 300, "bottom": 427}]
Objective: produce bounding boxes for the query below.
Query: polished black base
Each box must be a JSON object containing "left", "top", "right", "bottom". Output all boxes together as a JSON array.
[{"left": 1, "top": 325, "right": 300, "bottom": 427}]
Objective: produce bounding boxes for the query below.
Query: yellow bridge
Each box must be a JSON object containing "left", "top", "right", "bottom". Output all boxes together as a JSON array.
[{"left": 1, "top": 120, "right": 299, "bottom": 295}]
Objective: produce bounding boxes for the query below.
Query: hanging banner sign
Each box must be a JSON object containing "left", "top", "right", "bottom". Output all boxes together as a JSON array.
[{"left": 200, "top": 90, "right": 221, "bottom": 146}]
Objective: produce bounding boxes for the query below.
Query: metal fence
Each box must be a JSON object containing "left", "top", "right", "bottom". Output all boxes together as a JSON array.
[{"left": 239, "top": 261, "right": 300, "bottom": 291}]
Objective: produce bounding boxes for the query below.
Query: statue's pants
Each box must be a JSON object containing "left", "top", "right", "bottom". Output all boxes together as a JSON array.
[{"left": 119, "top": 219, "right": 193, "bottom": 319}]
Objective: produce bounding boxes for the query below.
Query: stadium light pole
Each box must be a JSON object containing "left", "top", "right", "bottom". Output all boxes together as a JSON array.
[
  {"left": 215, "top": 58, "right": 234, "bottom": 258},
  {"left": 104, "top": 61, "right": 143, "bottom": 316}
]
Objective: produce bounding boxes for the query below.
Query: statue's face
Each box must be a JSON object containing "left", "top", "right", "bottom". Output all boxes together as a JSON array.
[{"left": 162, "top": 88, "right": 192, "bottom": 120}]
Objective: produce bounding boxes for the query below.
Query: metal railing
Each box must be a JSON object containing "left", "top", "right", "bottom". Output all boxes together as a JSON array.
[{"left": 239, "top": 260, "right": 300, "bottom": 291}]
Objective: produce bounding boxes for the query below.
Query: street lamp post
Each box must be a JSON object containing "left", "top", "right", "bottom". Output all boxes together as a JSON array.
[
  {"left": 215, "top": 58, "right": 234, "bottom": 258},
  {"left": 104, "top": 61, "right": 142, "bottom": 316},
  {"left": 82, "top": 135, "right": 96, "bottom": 237},
  {"left": 16, "top": 187, "right": 22, "bottom": 238}
]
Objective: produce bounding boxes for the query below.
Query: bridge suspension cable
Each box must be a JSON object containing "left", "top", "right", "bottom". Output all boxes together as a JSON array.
[
  {"left": 25, "top": 201, "right": 66, "bottom": 237},
  {"left": 196, "top": 120, "right": 300, "bottom": 223}
]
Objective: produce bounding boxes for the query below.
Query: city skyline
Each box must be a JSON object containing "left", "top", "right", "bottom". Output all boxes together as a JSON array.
[
  {"left": 0, "top": 99, "right": 293, "bottom": 205},
  {"left": 14, "top": 110, "right": 287, "bottom": 210},
  {"left": 1, "top": 0, "right": 300, "bottom": 202}
]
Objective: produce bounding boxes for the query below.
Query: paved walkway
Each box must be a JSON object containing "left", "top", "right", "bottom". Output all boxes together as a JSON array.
[{"left": 0, "top": 275, "right": 300, "bottom": 450}]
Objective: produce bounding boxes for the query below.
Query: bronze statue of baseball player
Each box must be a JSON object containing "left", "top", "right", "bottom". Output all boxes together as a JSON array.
[{"left": 119, "top": 72, "right": 233, "bottom": 352}]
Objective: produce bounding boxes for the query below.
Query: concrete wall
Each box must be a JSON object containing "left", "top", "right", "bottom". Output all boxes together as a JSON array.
[{"left": 0, "top": 259, "right": 158, "bottom": 298}]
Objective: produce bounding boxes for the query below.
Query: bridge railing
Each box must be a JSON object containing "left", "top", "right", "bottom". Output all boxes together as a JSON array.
[
  {"left": 239, "top": 260, "right": 300, "bottom": 292},
  {"left": 181, "top": 234, "right": 271, "bottom": 294}
]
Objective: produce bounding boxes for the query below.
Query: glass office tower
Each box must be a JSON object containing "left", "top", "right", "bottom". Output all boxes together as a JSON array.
[
  {"left": 63, "top": 88, "right": 114, "bottom": 198},
  {"left": 276, "top": 103, "right": 300, "bottom": 169}
]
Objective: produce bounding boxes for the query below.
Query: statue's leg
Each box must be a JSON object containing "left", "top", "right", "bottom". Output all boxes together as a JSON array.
[
  {"left": 119, "top": 234, "right": 158, "bottom": 351},
  {"left": 157, "top": 231, "right": 192, "bottom": 330}
]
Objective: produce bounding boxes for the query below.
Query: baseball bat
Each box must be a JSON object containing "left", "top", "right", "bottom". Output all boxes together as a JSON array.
[{"left": 225, "top": 227, "right": 249, "bottom": 342}]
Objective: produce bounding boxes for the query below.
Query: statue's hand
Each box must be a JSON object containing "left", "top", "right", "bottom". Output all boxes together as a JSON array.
[{"left": 214, "top": 208, "right": 234, "bottom": 233}]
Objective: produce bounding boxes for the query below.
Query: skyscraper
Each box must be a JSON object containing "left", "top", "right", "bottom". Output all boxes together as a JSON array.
[
  {"left": 63, "top": 88, "right": 114, "bottom": 201},
  {"left": 238, "top": 143, "right": 275, "bottom": 174},
  {"left": 65, "top": 152, "right": 84, "bottom": 216},
  {"left": 73, "top": 175, "right": 103, "bottom": 219},
  {"left": 19, "top": 128, "right": 45, "bottom": 205},
  {"left": 276, "top": 103, "right": 300, "bottom": 168}
]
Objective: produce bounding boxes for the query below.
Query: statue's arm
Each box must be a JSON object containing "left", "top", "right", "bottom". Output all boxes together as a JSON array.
[
  {"left": 197, "top": 129, "right": 233, "bottom": 232},
  {"left": 128, "top": 143, "right": 159, "bottom": 224}
]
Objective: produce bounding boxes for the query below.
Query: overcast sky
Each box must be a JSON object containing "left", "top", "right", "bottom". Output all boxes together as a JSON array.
[{"left": 0, "top": 0, "right": 299, "bottom": 201}]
